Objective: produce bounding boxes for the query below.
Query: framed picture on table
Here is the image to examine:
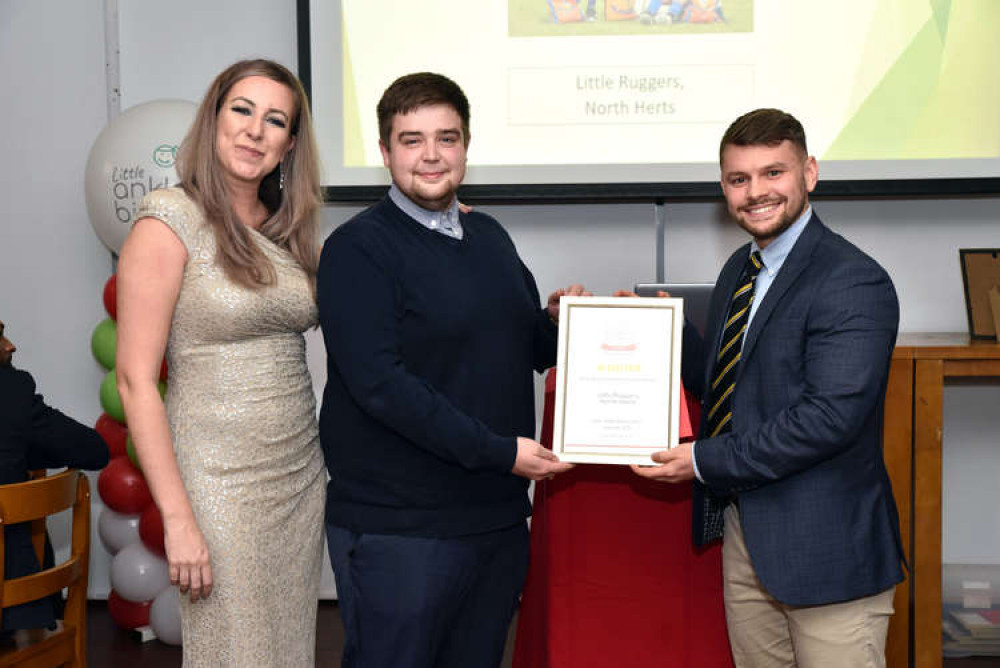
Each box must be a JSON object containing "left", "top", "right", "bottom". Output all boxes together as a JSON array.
[{"left": 959, "top": 249, "right": 1000, "bottom": 340}]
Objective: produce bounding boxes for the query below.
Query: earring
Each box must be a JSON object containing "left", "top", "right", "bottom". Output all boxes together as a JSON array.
[{"left": 279, "top": 161, "right": 286, "bottom": 191}]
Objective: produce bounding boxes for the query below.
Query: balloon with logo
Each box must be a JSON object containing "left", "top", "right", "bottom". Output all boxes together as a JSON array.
[{"left": 85, "top": 99, "right": 196, "bottom": 253}]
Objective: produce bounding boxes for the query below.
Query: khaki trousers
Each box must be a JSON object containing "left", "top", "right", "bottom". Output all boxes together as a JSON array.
[{"left": 722, "top": 504, "right": 895, "bottom": 668}]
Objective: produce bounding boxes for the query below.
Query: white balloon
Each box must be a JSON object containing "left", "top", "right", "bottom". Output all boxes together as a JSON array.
[
  {"left": 150, "top": 586, "right": 183, "bottom": 645},
  {"left": 84, "top": 99, "right": 197, "bottom": 253},
  {"left": 110, "top": 542, "right": 171, "bottom": 603},
  {"left": 97, "top": 508, "right": 141, "bottom": 555}
]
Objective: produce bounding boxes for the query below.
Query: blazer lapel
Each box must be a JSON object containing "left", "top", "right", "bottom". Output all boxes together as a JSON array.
[{"left": 740, "top": 214, "right": 827, "bottom": 364}]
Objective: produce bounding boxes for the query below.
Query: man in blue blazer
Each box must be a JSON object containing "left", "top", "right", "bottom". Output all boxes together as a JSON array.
[{"left": 633, "top": 109, "right": 905, "bottom": 666}]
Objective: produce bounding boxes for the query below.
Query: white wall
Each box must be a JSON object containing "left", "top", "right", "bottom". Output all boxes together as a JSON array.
[
  {"left": 1, "top": 0, "right": 114, "bottom": 596},
  {"left": 2, "top": 0, "right": 998, "bottom": 600}
]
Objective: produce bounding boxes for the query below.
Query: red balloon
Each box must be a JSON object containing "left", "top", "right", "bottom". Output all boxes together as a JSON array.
[
  {"left": 95, "top": 413, "right": 128, "bottom": 459},
  {"left": 139, "top": 503, "right": 166, "bottom": 556},
  {"left": 103, "top": 274, "right": 118, "bottom": 320},
  {"left": 98, "top": 456, "right": 153, "bottom": 514},
  {"left": 159, "top": 358, "right": 169, "bottom": 382},
  {"left": 107, "top": 589, "right": 151, "bottom": 630}
]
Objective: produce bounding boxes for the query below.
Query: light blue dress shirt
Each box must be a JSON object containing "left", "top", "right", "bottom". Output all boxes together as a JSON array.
[{"left": 388, "top": 183, "right": 463, "bottom": 239}]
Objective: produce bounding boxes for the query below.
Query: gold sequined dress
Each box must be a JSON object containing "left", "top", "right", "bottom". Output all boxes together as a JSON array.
[{"left": 138, "top": 188, "right": 325, "bottom": 667}]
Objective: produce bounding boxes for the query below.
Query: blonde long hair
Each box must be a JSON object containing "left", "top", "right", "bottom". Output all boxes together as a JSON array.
[{"left": 176, "top": 59, "right": 322, "bottom": 288}]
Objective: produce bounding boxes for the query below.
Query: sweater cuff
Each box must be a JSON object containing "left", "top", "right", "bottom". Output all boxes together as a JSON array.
[
  {"left": 484, "top": 434, "right": 518, "bottom": 474},
  {"left": 542, "top": 308, "right": 559, "bottom": 333}
]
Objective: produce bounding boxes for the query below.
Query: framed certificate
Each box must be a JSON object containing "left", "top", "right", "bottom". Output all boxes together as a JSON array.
[{"left": 552, "top": 296, "right": 683, "bottom": 465}]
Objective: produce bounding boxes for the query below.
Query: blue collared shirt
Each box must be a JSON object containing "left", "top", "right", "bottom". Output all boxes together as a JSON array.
[
  {"left": 746, "top": 205, "right": 811, "bottom": 328},
  {"left": 388, "top": 183, "right": 463, "bottom": 240},
  {"left": 691, "top": 206, "right": 813, "bottom": 483}
]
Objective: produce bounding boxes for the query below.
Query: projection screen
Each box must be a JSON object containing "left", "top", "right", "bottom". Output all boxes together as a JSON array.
[{"left": 300, "top": 0, "right": 1000, "bottom": 200}]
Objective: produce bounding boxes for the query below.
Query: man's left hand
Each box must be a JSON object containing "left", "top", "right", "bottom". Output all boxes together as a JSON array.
[
  {"left": 547, "top": 284, "right": 591, "bottom": 323},
  {"left": 630, "top": 442, "right": 695, "bottom": 483}
]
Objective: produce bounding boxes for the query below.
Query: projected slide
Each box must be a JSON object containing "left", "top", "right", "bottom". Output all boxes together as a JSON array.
[{"left": 308, "top": 0, "right": 1000, "bottom": 187}]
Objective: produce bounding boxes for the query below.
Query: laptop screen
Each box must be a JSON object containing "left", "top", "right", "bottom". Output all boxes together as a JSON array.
[{"left": 634, "top": 283, "right": 715, "bottom": 336}]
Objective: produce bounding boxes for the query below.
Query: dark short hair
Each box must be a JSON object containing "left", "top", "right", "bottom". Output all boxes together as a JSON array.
[
  {"left": 719, "top": 108, "right": 808, "bottom": 163},
  {"left": 377, "top": 72, "right": 471, "bottom": 148}
]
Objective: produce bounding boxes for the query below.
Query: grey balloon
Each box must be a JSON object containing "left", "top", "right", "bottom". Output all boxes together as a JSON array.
[
  {"left": 150, "top": 587, "right": 183, "bottom": 645},
  {"left": 97, "top": 508, "right": 141, "bottom": 555},
  {"left": 110, "top": 542, "right": 170, "bottom": 603}
]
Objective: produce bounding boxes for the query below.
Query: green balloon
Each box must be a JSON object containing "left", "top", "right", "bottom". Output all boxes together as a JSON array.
[
  {"left": 91, "top": 318, "right": 117, "bottom": 370},
  {"left": 157, "top": 380, "right": 168, "bottom": 399},
  {"left": 100, "top": 369, "right": 125, "bottom": 423},
  {"left": 125, "top": 434, "right": 142, "bottom": 471}
]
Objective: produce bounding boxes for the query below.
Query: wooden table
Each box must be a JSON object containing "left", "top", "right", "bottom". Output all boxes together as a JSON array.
[{"left": 883, "top": 334, "right": 1000, "bottom": 667}]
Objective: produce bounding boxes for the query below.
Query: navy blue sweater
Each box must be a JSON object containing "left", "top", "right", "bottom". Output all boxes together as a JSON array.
[{"left": 317, "top": 197, "right": 556, "bottom": 537}]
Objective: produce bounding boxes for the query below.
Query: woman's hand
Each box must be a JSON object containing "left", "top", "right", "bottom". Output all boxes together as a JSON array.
[{"left": 164, "top": 515, "right": 213, "bottom": 602}]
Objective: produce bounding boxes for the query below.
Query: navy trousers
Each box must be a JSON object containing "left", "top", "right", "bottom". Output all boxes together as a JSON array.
[{"left": 326, "top": 521, "right": 530, "bottom": 668}]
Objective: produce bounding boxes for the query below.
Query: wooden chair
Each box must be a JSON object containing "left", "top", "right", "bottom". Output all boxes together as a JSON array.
[{"left": 0, "top": 470, "right": 91, "bottom": 667}]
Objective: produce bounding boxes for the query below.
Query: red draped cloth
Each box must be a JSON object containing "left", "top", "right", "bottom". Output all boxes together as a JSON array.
[{"left": 513, "top": 371, "right": 732, "bottom": 668}]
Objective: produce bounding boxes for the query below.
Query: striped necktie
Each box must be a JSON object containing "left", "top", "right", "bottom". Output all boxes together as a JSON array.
[{"left": 705, "top": 251, "right": 764, "bottom": 438}]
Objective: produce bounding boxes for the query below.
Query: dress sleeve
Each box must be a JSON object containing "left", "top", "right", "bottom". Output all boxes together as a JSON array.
[{"left": 135, "top": 187, "right": 205, "bottom": 254}]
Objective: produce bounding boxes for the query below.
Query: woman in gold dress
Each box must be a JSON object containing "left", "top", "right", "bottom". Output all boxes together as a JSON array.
[{"left": 116, "top": 59, "right": 325, "bottom": 666}]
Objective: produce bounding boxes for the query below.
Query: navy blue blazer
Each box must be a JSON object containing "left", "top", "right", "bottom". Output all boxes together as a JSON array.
[
  {"left": 691, "top": 214, "right": 905, "bottom": 607},
  {"left": 0, "top": 366, "right": 108, "bottom": 630}
]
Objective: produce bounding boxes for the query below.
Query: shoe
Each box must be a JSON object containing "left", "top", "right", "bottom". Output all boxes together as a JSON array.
[
  {"left": 585, "top": 10, "right": 597, "bottom": 21},
  {"left": 654, "top": 11, "right": 673, "bottom": 24},
  {"left": 639, "top": 11, "right": 654, "bottom": 24}
]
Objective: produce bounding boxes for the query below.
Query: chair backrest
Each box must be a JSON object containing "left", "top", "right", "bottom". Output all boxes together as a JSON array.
[{"left": 0, "top": 470, "right": 91, "bottom": 667}]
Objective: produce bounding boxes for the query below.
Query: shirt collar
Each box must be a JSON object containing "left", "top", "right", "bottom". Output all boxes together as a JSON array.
[
  {"left": 751, "top": 205, "right": 812, "bottom": 277},
  {"left": 388, "top": 183, "right": 463, "bottom": 239}
]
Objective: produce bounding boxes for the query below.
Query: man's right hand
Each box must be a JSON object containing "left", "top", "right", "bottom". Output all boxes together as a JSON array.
[{"left": 512, "top": 437, "right": 575, "bottom": 481}]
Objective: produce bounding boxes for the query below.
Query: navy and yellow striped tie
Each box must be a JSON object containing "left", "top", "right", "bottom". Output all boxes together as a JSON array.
[{"left": 705, "top": 251, "right": 763, "bottom": 438}]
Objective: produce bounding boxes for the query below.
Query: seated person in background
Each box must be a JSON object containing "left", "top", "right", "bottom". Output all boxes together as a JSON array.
[{"left": 0, "top": 319, "right": 109, "bottom": 634}]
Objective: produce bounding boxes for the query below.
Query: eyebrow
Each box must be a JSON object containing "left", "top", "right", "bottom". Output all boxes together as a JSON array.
[
  {"left": 725, "top": 161, "right": 789, "bottom": 177},
  {"left": 397, "top": 128, "right": 462, "bottom": 139},
  {"left": 230, "top": 96, "right": 290, "bottom": 121}
]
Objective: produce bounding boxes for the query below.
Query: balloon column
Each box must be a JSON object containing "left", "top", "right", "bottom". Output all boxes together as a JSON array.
[
  {"left": 91, "top": 275, "right": 182, "bottom": 645},
  {"left": 86, "top": 99, "right": 194, "bottom": 645}
]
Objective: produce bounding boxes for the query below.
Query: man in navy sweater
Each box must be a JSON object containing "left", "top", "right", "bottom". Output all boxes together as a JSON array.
[{"left": 317, "top": 72, "right": 581, "bottom": 668}]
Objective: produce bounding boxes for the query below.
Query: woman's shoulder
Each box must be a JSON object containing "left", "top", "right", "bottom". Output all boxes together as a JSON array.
[
  {"left": 136, "top": 186, "right": 207, "bottom": 246},
  {"left": 137, "top": 185, "right": 195, "bottom": 214}
]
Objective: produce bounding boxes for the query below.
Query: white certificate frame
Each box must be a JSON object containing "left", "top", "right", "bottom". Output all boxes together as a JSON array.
[{"left": 552, "top": 296, "right": 684, "bottom": 465}]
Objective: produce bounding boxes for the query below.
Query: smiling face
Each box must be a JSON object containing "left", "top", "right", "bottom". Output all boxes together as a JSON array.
[
  {"left": 0, "top": 321, "right": 15, "bottom": 367},
  {"left": 379, "top": 104, "right": 468, "bottom": 212},
  {"left": 215, "top": 75, "right": 297, "bottom": 190},
  {"left": 720, "top": 140, "right": 817, "bottom": 248}
]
